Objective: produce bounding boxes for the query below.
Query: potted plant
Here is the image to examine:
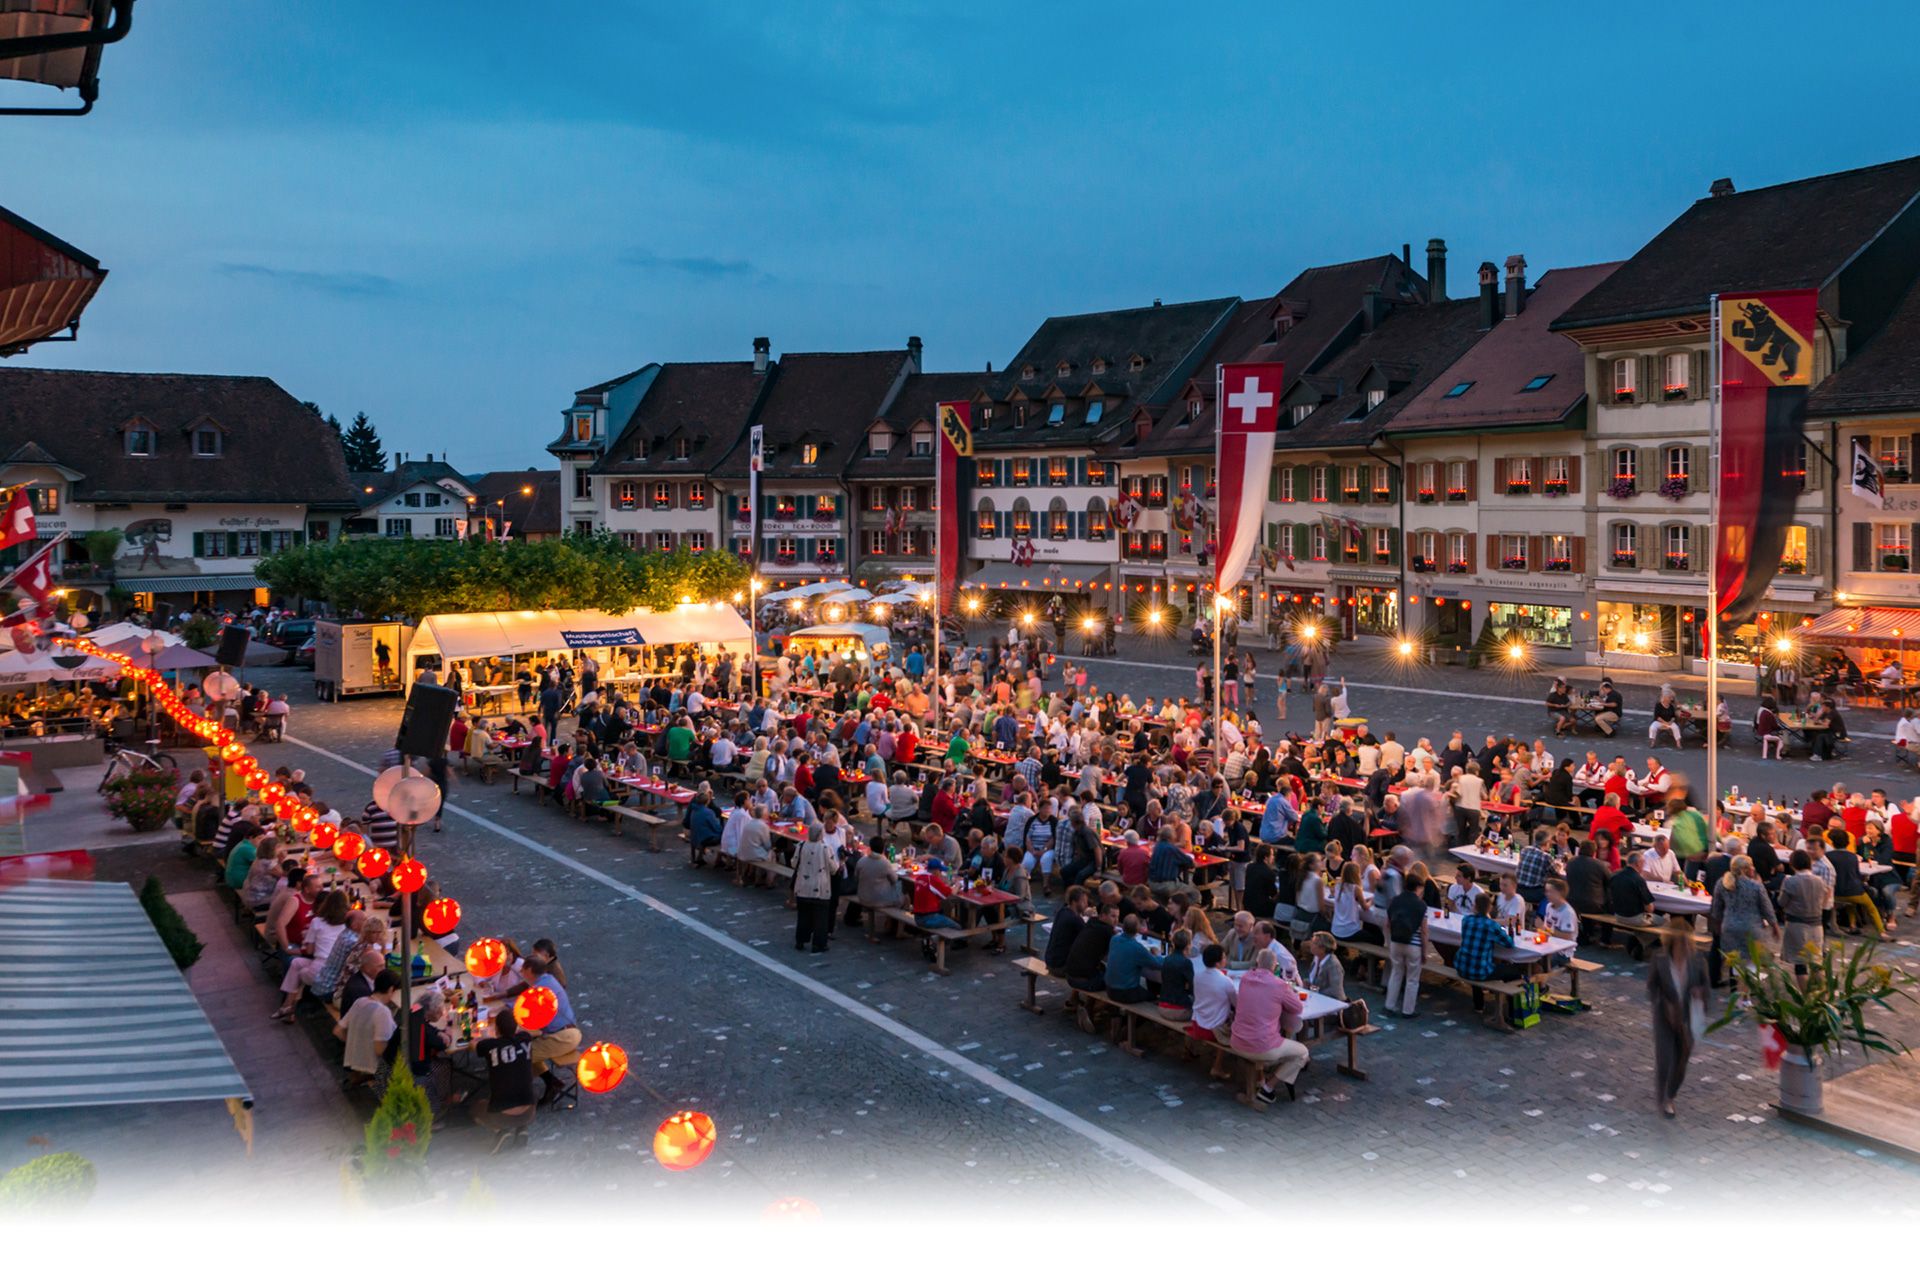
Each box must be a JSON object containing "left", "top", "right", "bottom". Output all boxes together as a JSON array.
[
  {"left": 1711, "top": 939, "right": 1918, "bottom": 1115},
  {"left": 1415, "top": 488, "right": 1437, "bottom": 504},
  {"left": 1883, "top": 553, "right": 1910, "bottom": 572},
  {"left": 1505, "top": 480, "right": 1531, "bottom": 496},
  {"left": 1658, "top": 476, "right": 1689, "bottom": 501},
  {"left": 1607, "top": 476, "right": 1637, "bottom": 499},
  {"left": 1778, "top": 557, "right": 1806, "bottom": 575},
  {"left": 1884, "top": 467, "right": 1910, "bottom": 485},
  {"left": 1611, "top": 552, "right": 1637, "bottom": 568},
  {"left": 358, "top": 1068, "right": 434, "bottom": 1198},
  {"left": 104, "top": 767, "right": 179, "bottom": 832}
]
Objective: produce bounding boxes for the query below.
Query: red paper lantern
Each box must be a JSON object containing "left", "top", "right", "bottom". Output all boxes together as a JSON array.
[
  {"left": 261, "top": 783, "right": 286, "bottom": 803},
  {"left": 653, "top": 1111, "right": 717, "bottom": 1171},
  {"left": 290, "top": 809, "right": 315, "bottom": 834},
  {"left": 513, "top": 985, "right": 558, "bottom": 1033},
  {"left": 334, "top": 831, "right": 367, "bottom": 863},
  {"left": 311, "top": 822, "right": 338, "bottom": 850},
  {"left": 218, "top": 742, "right": 244, "bottom": 762},
  {"left": 420, "top": 898, "right": 460, "bottom": 935},
  {"left": 464, "top": 937, "right": 508, "bottom": 979},
  {"left": 391, "top": 858, "right": 427, "bottom": 894},
  {"left": 271, "top": 798, "right": 294, "bottom": 821},
  {"left": 357, "top": 847, "right": 392, "bottom": 879},
  {"left": 577, "top": 1042, "right": 628, "bottom": 1093}
]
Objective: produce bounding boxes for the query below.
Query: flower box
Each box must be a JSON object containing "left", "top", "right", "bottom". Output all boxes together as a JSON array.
[
  {"left": 773, "top": 552, "right": 797, "bottom": 566},
  {"left": 1416, "top": 489, "right": 1438, "bottom": 504},
  {"left": 1610, "top": 552, "right": 1637, "bottom": 569},
  {"left": 1885, "top": 468, "right": 1911, "bottom": 485},
  {"left": 1607, "top": 477, "right": 1637, "bottom": 499},
  {"left": 1446, "top": 561, "right": 1470, "bottom": 575},
  {"left": 1505, "top": 482, "right": 1532, "bottom": 496},
  {"left": 1658, "top": 477, "right": 1689, "bottom": 501},
  {"left": 1778, "top": 558, "right": 1806, "bottom": 575},
  {"left": 1665, "top": 554, "right": 1691, "bottom": 570},
  {"left": 1411, "top": 556, "right": 1436, "bottom": 573},
  {"left": 1341, "top": 489, "right": 1363, "bottom": 503},
  {"left": 1500, "top": 556, "right": 1527, "bottom": 570},
  {"left": 1446, "top": 488, "right": 1469, "bottom": 502},
  {"left": 650, "top": 500, "right": 672, "bottom": 512},
  {"left": 1371, "top": 488, "right": 1392, "bottom": 500},
  {"left": 1544, "top": 558, "right": 1573, "bottom": 572},
  {"left": 1543, "top": 480, "right": 1569, "bottom": 496},
  {"left": 1882, "top": 554, "right": 1910, "bottom": 572}
]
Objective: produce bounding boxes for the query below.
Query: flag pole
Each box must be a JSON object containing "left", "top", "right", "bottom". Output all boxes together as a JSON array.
[
  {"left": 1212, "top": 363, "right": 1223, "bottom": 750},
  {"left": 931, "top": 419, "right": 943, "bottom": 737},
  {"left": 1706, "top": 295, "right": 1721, "bottom": 827}
]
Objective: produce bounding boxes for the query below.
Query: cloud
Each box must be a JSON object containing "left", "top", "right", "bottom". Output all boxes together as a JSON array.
[
  {"left": 620, "top": 250, "right": 771, "bottom": 282},
  {"left": 216, "top": 262, "right": 399, "bottom": 297}
]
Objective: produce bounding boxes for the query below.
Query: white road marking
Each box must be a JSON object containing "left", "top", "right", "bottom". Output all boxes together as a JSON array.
[{"left": 284, "top": 733, "right": 1251, "bottom": 1214}]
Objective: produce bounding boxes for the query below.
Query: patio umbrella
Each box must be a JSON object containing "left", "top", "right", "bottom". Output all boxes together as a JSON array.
[
  {"left": 145, "top": 644, "right": 218, "bottom": 671},
  {"left": 0, "top": 650, "right": 116, "bottom": 686},
  {"left": 86, "top": 621, "right": 156, "bottom": 647}
]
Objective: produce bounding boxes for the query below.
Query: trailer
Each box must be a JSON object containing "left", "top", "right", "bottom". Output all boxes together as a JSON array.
[{"left": 313, "top": 620, "right": 409, "bottom": 701}]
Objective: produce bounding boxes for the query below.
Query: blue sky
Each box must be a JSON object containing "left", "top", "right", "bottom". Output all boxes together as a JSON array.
[{"left": 4, "top": 2, "right": 1918, "bottom": 469}]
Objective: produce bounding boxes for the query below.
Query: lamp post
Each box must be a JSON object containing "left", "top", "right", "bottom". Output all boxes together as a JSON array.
[
  {"left": 138, "top": 630, "right": 166, "bottom": 735},
  {"left": 373, "top": 762, "right": 443, "bottom": 1055}
]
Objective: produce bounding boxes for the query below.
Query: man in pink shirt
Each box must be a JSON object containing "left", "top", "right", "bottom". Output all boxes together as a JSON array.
[
  {"left": 1225, "top": 950, "right": 1310, "bottom": 1104},
  {"left": 1115, "top": 832, "right": 1152, "bottom": 886}
]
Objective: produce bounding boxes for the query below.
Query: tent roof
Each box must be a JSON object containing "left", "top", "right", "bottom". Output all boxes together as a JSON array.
[
  {"left": 790, "top": 623, "right": 891, "bottom": 646},
  {"left": 1797, "top": 606, "right": 1920, "bottom": 647},
  {"left": 0, "top": 880, "right": 250, "bottom": 1112},
  {"left": 412, "top": 606, "right": 750, "bottom": 661},
  {"left": 0, "top": 650, "right": 117, "bottom": 686}
]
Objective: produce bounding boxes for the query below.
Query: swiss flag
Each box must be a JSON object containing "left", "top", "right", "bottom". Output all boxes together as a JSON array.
[
  {"left": 1214, "top": 361, "right": 1285, "bottom": 595},
  {"left": 9, "top": 541, "right": 55, "bottom": 612},
  {"left": 0, "top": 490, "right": 35, "bottom": 551},
  {"left": 1759, "top": 1022, "right": 1787, "bottom": 1070}
]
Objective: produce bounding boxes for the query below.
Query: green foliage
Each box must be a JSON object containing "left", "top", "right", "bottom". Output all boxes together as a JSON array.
[
  {"left": 258, "top": 533, "right": 749, "bottom": 620},
  {"left": 364, "top": 1067, "right": 433, "bottom": 1183},
  {"left": 138, "top": 874, "right": 203, "bottom": 969},
  {"left": 81, "top": 527, "right": 124, "bottom": 568},
  {"left": 1711, "top": 938, "right": 1919, "bottom": 1057},
  {"left": 108, "top": 769, "right": 181, "bottom": 834},
  {"left": 342, "top": 411, "right": 386, "bottom": 472},
  {"left": 177, "top": 615, "right": 220, "bottom": 650},
  {"left": 0, "top": 1152, "right": 97, "bottom": 1210},
  {"left": 1465, "top": 615, "right": 1513, "bottom": 670}
]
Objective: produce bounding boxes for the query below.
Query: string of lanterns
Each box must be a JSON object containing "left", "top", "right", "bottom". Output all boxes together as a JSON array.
[{"left": 62, "top": 635, "right": 658, "bottom": 1118}]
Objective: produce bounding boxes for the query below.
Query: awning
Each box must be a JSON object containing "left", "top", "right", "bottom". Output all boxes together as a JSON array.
[
  {"left": 1797, "top": 607, "right": 1920, "bottom": 647},
  {"left": 0, "top": 649, "right": 116, "bottom": 685},
  {"left": 964, "top": 561, "right": 1111, "bottom": 591},
  {"left": 0, "top": 879, "right": 251, "bottom": 1112},
  {"left": 119, "top": 574, "right": 264, "bottom": 594},
  {"left": 0, "top": 203, "right": 104, "bottom": 353},
  {"left": 412, "top": 606, "right": 751, "bottom": 662}
]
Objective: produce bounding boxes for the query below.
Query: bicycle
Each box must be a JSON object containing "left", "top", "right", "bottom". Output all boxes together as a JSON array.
[{"left": 98, "top": 743, "right": 180, "bottom": 792}]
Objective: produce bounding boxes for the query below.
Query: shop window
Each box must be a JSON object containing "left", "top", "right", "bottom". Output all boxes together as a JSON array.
[
  {"left": 1598, "top": 601, "right": 1670, "bottom": 654},
  {"left": 1353, "top": 588, "right": 1398, "bottom": 637},
  {"left": 1488, "top": 602, "right": 1573, "bottom": 648}
]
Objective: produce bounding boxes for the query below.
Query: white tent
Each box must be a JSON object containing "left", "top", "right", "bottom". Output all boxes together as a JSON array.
[
  {"left": 872, "top": 592, "right": 919, "bottom": 606},
  {"left": 820, "top": 586, "right": 872, "bottom": 604},
  {"left": 85, "top": 622, "right": 156, "bottom": 647},
  {"left": 405, "top": 606, "right": 752, "bottom": 686}
]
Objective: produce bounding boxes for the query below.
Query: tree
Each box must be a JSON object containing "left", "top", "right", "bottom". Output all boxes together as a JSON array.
[{"left": 341, "top": 411, "right": 386, "bottom": 472}]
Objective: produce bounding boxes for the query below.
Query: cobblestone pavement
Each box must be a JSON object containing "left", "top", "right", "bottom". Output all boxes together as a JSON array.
[{"left": 152, "top": 657, "right": 1918, "bottom": 1217}]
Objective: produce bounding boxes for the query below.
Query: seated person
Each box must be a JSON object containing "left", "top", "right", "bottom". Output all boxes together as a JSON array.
[
  {"left": 334, "top": 970, "right": 400, "bottom": 1090},
  {"left": 1065, "top": 903, "right": 1120, "bottom": 992},
  {"left": 1607, "top": 861, "right": 1655, "bottom": 924},
  {"left": 1453, "top": 895, "right": 1521, "bottom": 1009},
  {"left": 1104, "top": 914, "right": 1163, "bottom": 1005},
  {"left": 471, "top": 1007, "right": 538, "bottom": 1148},
  {"left": 1445, "top": 863, "right": 1485, "bottom": 916},
  {"left": 1157, "top": 928, "right": 1196, "bottom": 1019},
  {"left": 1222, "top": 949, "right": 1309, "bottom": 1105},
  {"left": 1540, "top": 878, "right": 1579, "bottom": 941}
]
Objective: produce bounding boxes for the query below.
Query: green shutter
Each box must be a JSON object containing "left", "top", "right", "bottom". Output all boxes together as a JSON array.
[{"left": 192, "top": 532, "right": 205, "bottom": 557}]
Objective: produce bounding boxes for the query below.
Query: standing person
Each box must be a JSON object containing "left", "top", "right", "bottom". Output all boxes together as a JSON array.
[
  {"left": 1709, "top": 853, "right": 1780, "bottom": 981},
  {"left": 1384, "top": 864, "right": 1430, "bottom": 1019},
  {"left": 1239, "top": 653, "right": 1257, "bottom": 714},
  {"left": 1647, "top": 923, "right": 1710, "bottom": 1118},
  {"left": 1777, "top": 850, "right": 1827, "bottom": 978},
  {"left": 1312, "top": 681, "right": 1334, "bottom": 742},
  {"left": 792, "top": 821, "right": 842, "bottom": 954}
]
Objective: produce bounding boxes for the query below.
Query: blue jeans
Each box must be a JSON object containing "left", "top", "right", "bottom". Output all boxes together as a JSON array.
[{"left": 916, "top": 912, "right": 959, "bottom": 930}]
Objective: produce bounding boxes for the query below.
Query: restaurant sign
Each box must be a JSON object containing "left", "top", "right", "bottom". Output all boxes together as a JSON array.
[{"left": 560, "top": 628, "right": 641, "bottom": 649}]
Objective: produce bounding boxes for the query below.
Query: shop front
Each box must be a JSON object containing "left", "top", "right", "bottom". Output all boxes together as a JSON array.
[{"left": 1330, "top": 580, "right": 1400, "bottom": 640}]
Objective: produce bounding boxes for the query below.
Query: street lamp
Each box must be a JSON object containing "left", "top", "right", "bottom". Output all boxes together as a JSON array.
[{"left": 372, "top": 762, "right": 443, "bottom": 1056}]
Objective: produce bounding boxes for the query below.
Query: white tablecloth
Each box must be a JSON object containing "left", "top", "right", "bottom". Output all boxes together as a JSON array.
[{"left": 1365, "top": 905, "right": 1575, "bottom": 963}]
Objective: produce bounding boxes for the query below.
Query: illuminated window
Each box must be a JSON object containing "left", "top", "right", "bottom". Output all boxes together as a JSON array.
[
  {"left": 1611, "top": 357, "right": 1637, "bottom": 402},
  {"left": 1663, "top": 352, "right": 1691, "bottom": 399},
  {"left": 801, "top": 444, "right": 820, "bottom": 466}
]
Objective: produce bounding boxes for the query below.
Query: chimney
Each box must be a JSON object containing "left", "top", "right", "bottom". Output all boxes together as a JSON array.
[
  {"left": 752, "top": 336, "right": 770, "bottom": 375},
  {"left": 1426, "top": 238, "right": 1448, "bottom": 302},
  {"left": 1361, "top": 285, "right": 1382, "bottom": 332},
  {"left": 1401, "top": 242, "right": 1411, "bottom": 272},
  {"left": 1709, "top": 177, "right": 1736, "bottom": 197},
  {"left": 395, "top": 451, "right": 405, "bottom": 466},
  {"left": 1478, "top": 262, "right": 1499, "bottom": 329},
  {"left": 907, "top": 335, "right": 923, "bottom": 373},
  {"left": 1504, "top": 254, "right": 1527, "bottom": 319}
]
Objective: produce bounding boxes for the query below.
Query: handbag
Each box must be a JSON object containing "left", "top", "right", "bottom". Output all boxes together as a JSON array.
[
  {"left": 1511, "top": 980, "right": 1543, "bottom": 1029},
  {"left": 1337, "top": 997, "right": 1369, "bottom": 1030}
]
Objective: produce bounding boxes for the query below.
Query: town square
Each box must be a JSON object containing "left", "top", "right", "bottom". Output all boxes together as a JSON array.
[{"left": 1, "top": 3, "right": 1919, "bottom": 1267}]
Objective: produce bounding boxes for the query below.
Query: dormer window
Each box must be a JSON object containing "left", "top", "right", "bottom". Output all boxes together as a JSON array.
[
  {"left": 125, "top": 426, "right": 154, "bottom": 457},
  {"left": 1086, "top": 400, "right": 1104, "bottom": 425},
  {"left": 868, "top": 426, "right": 893, "bottom": 457},
  {"left": 801, "top": 443, "right": 820, "bottom": 466},
  {"left": 193, "top": 426, "right": 222, "bottom": 456},
  {"left": 1366, "top": 389, "right": 1386, "bottom": 410},
  {"left": 1047, "top": 402, "right": 1065, "bottom": 426},
  {"left": 674, "top": 439, "right": 691, "bottom": 461},
  {"left": 1290, "top": 404, "right": 1312, "bottom": 426},
  {"left": 572, "top": 413, "right": 594, "bottom": 442},
  {"left": 1091, "top": 358, "right": 1107, "bottom": 375},
  {"left": 1187, "top": 398, "right": 1202, "bottom": 424},
  {"left": 1021, "top": 364, "right": 1036, "bottom": 381},
  {"left": 1015, "top": 404, "right": 1027, "bottom": 428},
  {"left": 910, "top": 425, "right": 933, "bottom": 457},
  {"left": 1056, "top": 360, "right": 1072, "bottom": 377},
  {"left": 1128, "top": 355, "right": 1146, "bottom": 372}
]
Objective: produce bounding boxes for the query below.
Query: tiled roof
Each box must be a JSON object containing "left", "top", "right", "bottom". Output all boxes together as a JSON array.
[
  {"left": 845, "top": 371, "right": 983, "bottom": 479},
  {"left": 979, "top": 296, "right": 1237, "bottom": 447},
  {"left": 1279, "top": 298, "right": 1488, "bottom": 448},
  {"left": 1807, "top": 274, "right": 1920, "bottom": 417},
  {"left": 1554, "top": 156, "right": 1920, "bottom": 330},
  {"left": 713, "top": 349, "right": 911, "bottom": 478},
  {"left": 348, "top": 459, "right": 472, "bottom": 508},
  {"left": 469, "top": 468, "right": 562, "bottom": 535},
  {"left": 0, "top": 367, "right": 356, "bottom": 505},
  {"left": 1391, "top": 263, "right": 1619, "bottom": 433},
  {"left": 594, "top": 360, "right": 767, "bottom": 477}
]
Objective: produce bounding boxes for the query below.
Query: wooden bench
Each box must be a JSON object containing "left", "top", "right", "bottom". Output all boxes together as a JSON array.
[
  {"left": 866, "top": 905, "right": 987, "bottom": 975},
  {"left": 1337, "top": 939, "right": 1535, "bottom": 1030},
  {"left": 461, "top": 753, "right": 503, "bottom": 785},
  {"left": 1582, "top": 912, "right": 1707, "bottom": 959},
  {"left": 1065, "top": 984, "right": 1293, "bottom": 1108},
  {"left": 1546, "top": 803, "right": 1598, "bottom": 827},
  {"left": 510, "top": 769, "right": 555, "bottom": 802},
  {"left": 1012, "top": 955, "right": 1052, "bottom": 1014},
  {"left": 600, "top": 803, "right": 667, "bottom": 839}
]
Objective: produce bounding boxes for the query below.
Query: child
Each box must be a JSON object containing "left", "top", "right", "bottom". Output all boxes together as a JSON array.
[
  {"left": 1494, "top": 871, "right": 1528, "bottom": 931},
  {"left": 1540, "top": 877, "right": 1579, "bottom": 941}
]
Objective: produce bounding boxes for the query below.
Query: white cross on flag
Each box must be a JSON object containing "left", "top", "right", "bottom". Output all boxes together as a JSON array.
[
  {"left": 0, "top": 489, "right": 36, "bottom": 552},
  {"left": 7, "top": 540, "right": 56, "bottom": 614},
  {"left": 1214, "top": 362, "right": 1284, "bottom": 595}
]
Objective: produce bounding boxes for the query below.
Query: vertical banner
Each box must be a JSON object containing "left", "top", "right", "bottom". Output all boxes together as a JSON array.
[
  {"left": 935, "top": 401, "right": 972, "bottom": 613},
  {"left": 1716, "top": 290, "right": 1817, "bottom": 624},
  {"left": 748, "top": 424, "right": 763, "bottom": 569},
  {"left": 1214, "top": 362, "right": 1285, "bottom": 595}
]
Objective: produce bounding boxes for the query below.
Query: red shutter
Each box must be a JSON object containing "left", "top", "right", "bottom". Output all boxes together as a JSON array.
[
  {"left": 1465, "top": 534, "right": 1476, "bottom": 574},
  {"left": 1465, "top": 463, "right": 1477, "bottom": 501},
  {"left": 1567, "top": 455, "right": 1582, "bottom": 494},
  {"left": 1527, "top": 534, "right": 1543, "bottom": 570},
  {"left": 1570, "top": 535, "right": 1586, "bottom": 574},
  {"left": 1486, "top": 534, "right": 1499, "bottom": 569},
  {"left": 1493, "top": 457, "right": 1508, "bottom": 490}
]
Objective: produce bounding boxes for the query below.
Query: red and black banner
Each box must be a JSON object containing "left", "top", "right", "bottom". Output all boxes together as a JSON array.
[
  {"left": 1716, "top": 289, "right": 1817, "bottom": 626},
  {"left": 934, "top": 400, "right": 972, "bottom": 615}
]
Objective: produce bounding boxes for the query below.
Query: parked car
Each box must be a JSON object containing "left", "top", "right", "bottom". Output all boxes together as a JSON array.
[
  {"left": 269, "top": 618, "right": 315, "bottom": 648},
  {"left": 293, "top": 634, "right": 316, "bottom": 668}
]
